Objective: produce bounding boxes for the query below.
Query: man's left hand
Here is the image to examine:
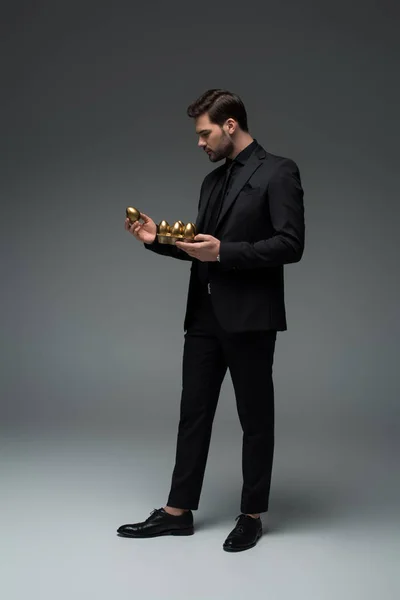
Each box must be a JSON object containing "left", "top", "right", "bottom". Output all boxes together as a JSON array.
[{"left": 175, "top": 234, "right": 220, "bottom": 261}]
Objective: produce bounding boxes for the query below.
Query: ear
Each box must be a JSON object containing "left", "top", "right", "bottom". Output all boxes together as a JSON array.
[{"left": 226, "top": 118, "right": 237, "bottom": 134}]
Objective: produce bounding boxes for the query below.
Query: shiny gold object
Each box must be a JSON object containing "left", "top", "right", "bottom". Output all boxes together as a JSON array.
[
  {"left": 171, "top": 221, "right": 184, "bottom": 238},
  {"left": 126, "top": 206, "right": 141, "bottom": 223},
  {"left": 157, "top": 220, "right": 172, "bottom": 244},
  {"left": 158, "top": 220, "right": 170, "bottom": 235},
  {"left": 183, "top": 222, "right": 196, "bottom": 240},
  {"left": 157, "top": 219, "right": 197, "bottom": 244},
  {"left": 125, "top": 205, "right": 197, "bottom": 244}
]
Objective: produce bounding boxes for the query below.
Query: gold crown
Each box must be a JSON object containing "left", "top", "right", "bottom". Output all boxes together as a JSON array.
[{"left": 126, "top": 206, "right": 197, "bottom": 245}]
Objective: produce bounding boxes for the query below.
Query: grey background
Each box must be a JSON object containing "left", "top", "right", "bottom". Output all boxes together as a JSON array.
[{"left": 1, "top": 2, "right": 399, "bottom": 599}]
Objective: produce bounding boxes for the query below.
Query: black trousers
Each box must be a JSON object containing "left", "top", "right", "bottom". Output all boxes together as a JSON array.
[{"left": 167, "top": 285, "right": 277, "bottom": 514}]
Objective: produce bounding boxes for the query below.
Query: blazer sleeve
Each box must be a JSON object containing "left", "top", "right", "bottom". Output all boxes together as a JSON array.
[
  {"left": 219, "top": 159, "right": 305, "bottom": 269},
  {"left": 143, "top": 179, "right": 206, "bottom": 262},
  {"left": 143, "top": 234, "right": 194, "bottom": 261}
]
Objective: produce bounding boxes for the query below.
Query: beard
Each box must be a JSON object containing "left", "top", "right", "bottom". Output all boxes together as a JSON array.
[{"left": 208, "top": 130, "right": 234, "bottom": 162}]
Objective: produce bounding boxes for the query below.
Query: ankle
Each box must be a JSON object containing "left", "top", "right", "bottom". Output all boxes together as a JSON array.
[{"left": 163, "top": 505, "right": 188, "bottom": 516}]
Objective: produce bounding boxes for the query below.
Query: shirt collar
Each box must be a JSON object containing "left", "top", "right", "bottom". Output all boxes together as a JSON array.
[{"left": 226, "top": 138, "right": 258, "bottom": 167}]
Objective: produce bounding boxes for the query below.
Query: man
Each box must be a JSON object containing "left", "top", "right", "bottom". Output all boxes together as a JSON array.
[{"left": 117, "top": 89, "right": 305, "bottom": 552}]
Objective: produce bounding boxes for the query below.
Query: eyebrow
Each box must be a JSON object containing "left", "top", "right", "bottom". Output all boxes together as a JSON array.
[{"left": 196, "top": 129, "right": 210, "bottom": 135}]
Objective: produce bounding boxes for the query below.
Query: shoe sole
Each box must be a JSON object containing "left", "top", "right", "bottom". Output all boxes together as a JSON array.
[
  {"left": 117, "top": 527, "right": 194, "bottom": 538},
  {"left": 223, "top": 531, "right": 262, "bottom": 552}
]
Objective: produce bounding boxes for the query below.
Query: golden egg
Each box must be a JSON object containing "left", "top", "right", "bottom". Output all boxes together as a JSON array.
[
  {"left": 184, "top": 222, "right": 196, "bottom": 239},
  {"left": 126, "top": 206, "right": 141, "bottom": 223},
  {"left": 158, "top": 220, "right": 171, "bottom": 235},
  {"left": 171, "top": 221, "right": 184, "bottom": 237}
]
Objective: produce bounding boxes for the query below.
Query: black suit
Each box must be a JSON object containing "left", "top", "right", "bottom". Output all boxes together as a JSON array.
[
  {"left": 144, "top": 140, "right": 305, "bottom": 514},
  {"left": 145, "top": 141, "right": 305, "bottom": 332}
]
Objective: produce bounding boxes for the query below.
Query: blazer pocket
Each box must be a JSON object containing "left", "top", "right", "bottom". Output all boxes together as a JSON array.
[{"left": 240, "top": 184, "right": 261, "bottom": 195}]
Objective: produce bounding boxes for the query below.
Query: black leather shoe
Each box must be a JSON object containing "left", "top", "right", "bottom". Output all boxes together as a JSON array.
[
  {"left": 223, "top": 514, "right": 263, "bottom": 552},
  {"left": 117, "top": 508, "right": 194, "bottom": 538}
]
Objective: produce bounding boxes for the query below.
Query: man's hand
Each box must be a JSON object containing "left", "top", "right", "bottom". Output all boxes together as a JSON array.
[
  {"left": 175, "top": 234, "right": 220, "bottom": 261},
  {"left": 125, "top": 212, "right": 157, "bottom": 244}
]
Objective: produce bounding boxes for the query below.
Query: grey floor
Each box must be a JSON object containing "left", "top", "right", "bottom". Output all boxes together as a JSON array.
[{"left": 1, "top": 420, "right": 399, "bottom": 600}]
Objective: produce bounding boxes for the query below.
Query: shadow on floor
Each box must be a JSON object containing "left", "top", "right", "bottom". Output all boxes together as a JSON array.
[{"left": 193, "top": 484, "right": 349, "bottom": 533}]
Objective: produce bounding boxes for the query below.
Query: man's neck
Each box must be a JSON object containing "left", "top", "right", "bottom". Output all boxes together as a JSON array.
[{"left": 229, "top": 134, "right": 254, "bottom": 160}]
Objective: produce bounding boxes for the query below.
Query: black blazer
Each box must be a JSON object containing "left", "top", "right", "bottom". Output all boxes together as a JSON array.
[{"left": 144, "top": 141, "right": 305, "bottom": 332}]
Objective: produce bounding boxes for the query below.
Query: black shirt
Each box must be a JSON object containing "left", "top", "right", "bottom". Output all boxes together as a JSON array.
[{"left": 197, "top": 138, "right": 258, "bottom": 286}]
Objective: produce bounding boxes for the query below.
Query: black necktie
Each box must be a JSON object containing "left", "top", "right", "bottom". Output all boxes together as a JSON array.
[{"left": 205, "top": 161, "right": 234, "bottom": 235}]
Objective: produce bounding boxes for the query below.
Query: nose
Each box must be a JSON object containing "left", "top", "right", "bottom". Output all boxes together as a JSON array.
[{"left": 198, "top": 139, "right": 206, "bottom": 148}]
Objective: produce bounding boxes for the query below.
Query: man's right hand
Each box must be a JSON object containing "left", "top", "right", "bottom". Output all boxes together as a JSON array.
[{"left": 125, "top": 212, "right": 157, "bottom": 244}]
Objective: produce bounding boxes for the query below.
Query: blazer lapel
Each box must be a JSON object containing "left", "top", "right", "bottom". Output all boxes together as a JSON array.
[
  {"left": 195, "top": 144, "right": 267, "bottom": 234},
  {"left": 214, "top": 149, "right": 264, "bottom": 233}
]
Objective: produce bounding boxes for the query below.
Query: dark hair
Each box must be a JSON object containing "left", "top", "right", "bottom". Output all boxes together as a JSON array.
[{"left": 186, "top": 89, "right": 249, "bottom": 132}]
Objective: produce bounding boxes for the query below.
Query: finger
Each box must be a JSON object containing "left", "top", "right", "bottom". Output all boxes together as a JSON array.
[
  {"left": 139, "top": 212, "right": 150, "bottom": 222},
  {"left": 188, "top": 241, "right": 206, "bottom": 248},
  {"left": 177, "top": 239, "right": 198, "bottom": 246},
  {"left": 194, "top": 234, "right": 210, "bottom": 241},
  {"left": 130, "top": 222, "right": 140, "bottom": 235},
  {"left": 176, "top": 243, "right": 195, "bottom": 254}
]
